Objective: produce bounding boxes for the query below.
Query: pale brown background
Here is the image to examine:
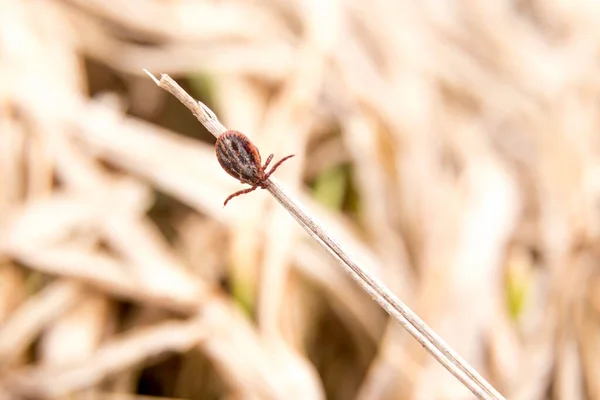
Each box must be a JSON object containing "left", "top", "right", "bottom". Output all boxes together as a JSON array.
[{"left": 0, "top": 1, "right": 599, "bottom": 399}]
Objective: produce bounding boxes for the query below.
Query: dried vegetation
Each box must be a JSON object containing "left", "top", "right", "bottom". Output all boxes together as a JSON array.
[{"left": 1, "top": 0, "right": 600, "bottom": 399}]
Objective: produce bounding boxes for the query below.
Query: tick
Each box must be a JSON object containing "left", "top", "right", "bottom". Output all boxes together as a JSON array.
[{"left": 215, "top": 130, "right": 295, "bottom": 206}]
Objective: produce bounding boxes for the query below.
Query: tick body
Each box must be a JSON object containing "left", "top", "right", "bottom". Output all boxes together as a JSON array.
[{"left": 215, "top": 130, "right": 294, "bottom": 206}]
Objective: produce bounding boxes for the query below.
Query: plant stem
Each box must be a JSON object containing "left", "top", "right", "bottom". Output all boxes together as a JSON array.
[{"left": 143, "top": 69, "right": 506, "bottom": 400}]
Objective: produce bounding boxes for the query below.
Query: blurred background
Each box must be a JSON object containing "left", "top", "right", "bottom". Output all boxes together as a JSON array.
[{"left": 1, "top": 0, "right": 599, "bottom": 399}]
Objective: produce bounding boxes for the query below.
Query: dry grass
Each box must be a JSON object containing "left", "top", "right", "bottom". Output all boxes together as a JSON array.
[{"left": 1, "top": 0, "right": 600, "bottom": 399}]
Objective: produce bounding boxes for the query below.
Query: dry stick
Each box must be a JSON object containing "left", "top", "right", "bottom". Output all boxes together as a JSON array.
[{"left": 143, "top": 69, "right": 506, "bottom": 400}]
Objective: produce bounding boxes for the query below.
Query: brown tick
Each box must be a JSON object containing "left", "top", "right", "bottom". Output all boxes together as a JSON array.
[{"left": 215, "top": 130, "right": 295, "bottom": 206}]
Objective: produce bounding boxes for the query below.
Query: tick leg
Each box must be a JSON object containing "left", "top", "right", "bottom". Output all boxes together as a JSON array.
[
  {"left": 264, "top": 154, "right": 295, "bottom": 180},
  {"left": 263, "top": 154, "right": 274, "bottom": 170},
  {"left": 223, "top": 186, "right": 258, "bottom": 207}
]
